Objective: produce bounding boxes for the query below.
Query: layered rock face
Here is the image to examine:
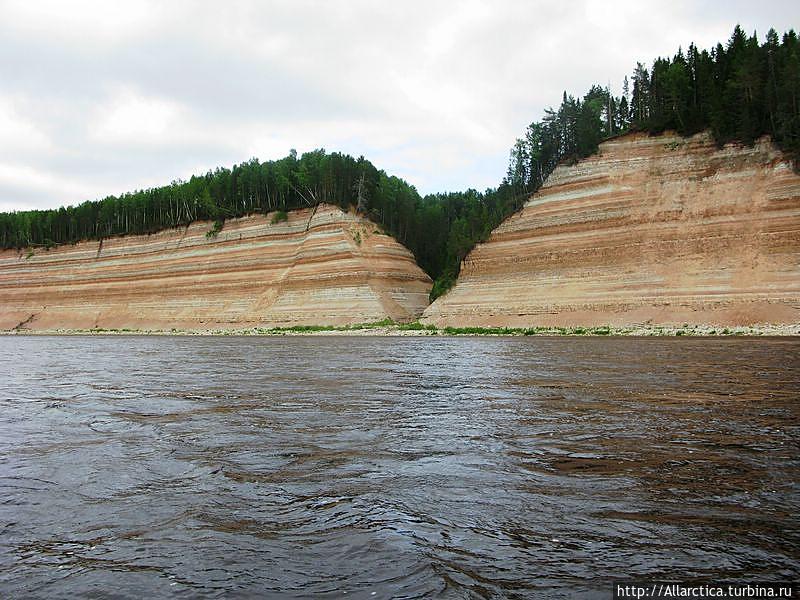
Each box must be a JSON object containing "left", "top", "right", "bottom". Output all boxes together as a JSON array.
[
  {"left": 424, "top": 132, "right": 800, "bottom": 328},
  {"left": 0, "top": 204, "right": 431, "bottom": 330}
]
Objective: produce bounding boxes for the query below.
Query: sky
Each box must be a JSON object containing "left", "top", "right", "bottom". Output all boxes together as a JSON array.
[{"left": 0, "top": 1, "right": 797, "bottom": 212}]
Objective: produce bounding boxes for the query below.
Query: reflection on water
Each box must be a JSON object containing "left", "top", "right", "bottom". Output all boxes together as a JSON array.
[{"left": 0, "top": 336, "right": 798, "bottom": 598}]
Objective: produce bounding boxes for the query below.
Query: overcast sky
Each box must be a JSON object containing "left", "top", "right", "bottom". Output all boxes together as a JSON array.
[{"left": 0, "top": 0, "right": 797, "bottom": 212}]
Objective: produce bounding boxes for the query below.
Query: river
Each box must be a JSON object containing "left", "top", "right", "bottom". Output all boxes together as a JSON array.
[{"left": 1, "top": 336, "right": 798, "bottom": 598}]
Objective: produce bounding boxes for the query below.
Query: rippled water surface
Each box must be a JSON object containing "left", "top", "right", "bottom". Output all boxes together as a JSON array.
[{"left": 1, "top": 336, "right": 798, "bottom": 598}]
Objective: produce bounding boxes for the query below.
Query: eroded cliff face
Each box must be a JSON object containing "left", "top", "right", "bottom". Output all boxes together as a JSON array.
[
  {"left": 423, "top": 131, "right": 800, "bottom": 328},
  {"left": 0, "top": 204, "right": 431, "bottom": 330}
]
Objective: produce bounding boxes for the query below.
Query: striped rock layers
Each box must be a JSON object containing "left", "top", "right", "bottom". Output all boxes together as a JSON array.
[
  {"left": 423, "top": 131, "right": 800, "bottom": 328},
  {"left": 0, "top": 204, "right": 431, "bottom": 330}
]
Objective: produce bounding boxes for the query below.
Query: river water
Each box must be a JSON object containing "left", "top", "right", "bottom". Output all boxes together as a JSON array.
[{"left": 0, "top": 336, "right": 798, "bottom": 598}]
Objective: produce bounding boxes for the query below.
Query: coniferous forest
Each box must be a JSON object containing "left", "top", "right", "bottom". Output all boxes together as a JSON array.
[{"left": 1, "top": 26, "right": 798, "bottom": 299}]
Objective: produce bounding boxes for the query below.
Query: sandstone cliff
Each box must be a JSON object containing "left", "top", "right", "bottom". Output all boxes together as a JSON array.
[
  {"left": 0, "top": 204, "right": 431, "bottom": 331},
  {"left": 423, "top": 131, "right": 800, "bottom": 328}
]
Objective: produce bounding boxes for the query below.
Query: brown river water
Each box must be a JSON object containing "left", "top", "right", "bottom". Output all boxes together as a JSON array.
[{"left": 0, "top": 336, "right": 798, "bottom": 598}]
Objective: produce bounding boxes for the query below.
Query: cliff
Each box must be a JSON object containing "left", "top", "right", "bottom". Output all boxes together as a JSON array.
[
  {"left": 0, "top": 204, "right": 431, "bottom": 331},
  {"left": 423, "top": 131, "right": 800, "bottom": 328}
]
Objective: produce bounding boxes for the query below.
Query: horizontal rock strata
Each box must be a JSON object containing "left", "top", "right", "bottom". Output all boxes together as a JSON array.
[
  {"left": 0, "top": 204, "right": 431, "bottom": 330},
  {"left": 423, "top": 132, "right": 800, "bottom": 328}
]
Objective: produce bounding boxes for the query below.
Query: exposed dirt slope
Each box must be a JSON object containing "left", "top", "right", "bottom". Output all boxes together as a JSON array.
[
  {"left": 423, "top": 131, "right": 800, "bottom": 328},
  {"left": 0, "top": 204, "right": 431, "bottom": 330}
]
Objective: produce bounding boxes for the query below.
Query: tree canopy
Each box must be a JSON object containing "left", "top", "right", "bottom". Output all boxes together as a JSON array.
[{"left": 504, "top": 26, "right": 799, "bottom": 197}]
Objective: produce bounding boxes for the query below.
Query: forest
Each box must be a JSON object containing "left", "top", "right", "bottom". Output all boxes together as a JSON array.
[{"left": 0, "top": 26, "right": 797, "bottom": 299}]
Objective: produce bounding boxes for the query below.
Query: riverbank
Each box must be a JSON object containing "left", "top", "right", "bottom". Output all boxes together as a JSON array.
[{"left": 3, "top": 321, "right": 799, "bottom": 336}]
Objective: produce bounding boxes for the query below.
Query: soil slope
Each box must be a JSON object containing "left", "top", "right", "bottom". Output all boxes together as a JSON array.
[
  {"left": 0, "top": 204, "right": 431, "bottom": 331},
  {"left": 423, "top": 131, "right": 800, "bottom": 328}
]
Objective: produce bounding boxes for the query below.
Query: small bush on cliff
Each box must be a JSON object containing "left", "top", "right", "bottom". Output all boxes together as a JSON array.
[
  {"left": 271, "top": 210, "right": 288, "bottom": 224},
  {"left": 206, "top": 219, "right": 224, "bottom": 239}
]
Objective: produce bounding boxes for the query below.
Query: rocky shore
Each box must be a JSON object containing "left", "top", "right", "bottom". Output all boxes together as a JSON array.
[{"left": 4, "top": 322, "right": 798, "bottom": 337}]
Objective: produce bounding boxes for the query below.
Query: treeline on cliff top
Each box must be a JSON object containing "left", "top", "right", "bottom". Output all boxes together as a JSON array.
[{"left": 0, "top": 26, "right": 797, "bottom": 299}]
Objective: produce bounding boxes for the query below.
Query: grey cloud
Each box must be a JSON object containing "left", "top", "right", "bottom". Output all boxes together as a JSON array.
[{"left": 0, "top": 0, "right": 797, "bottom": 211}]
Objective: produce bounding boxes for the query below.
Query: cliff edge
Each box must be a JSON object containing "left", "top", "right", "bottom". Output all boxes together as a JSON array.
[
  {"left": 423, "top": 131, "right": 800, "bottom": 328},
  {"left": 0, "top": 204, "right": 432, "bottom": 331}
]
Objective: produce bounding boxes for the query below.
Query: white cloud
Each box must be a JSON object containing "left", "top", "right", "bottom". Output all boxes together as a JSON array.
[
  {"left": 0, "top": 0, "right": 156, "bottom": 43},
  {"left": 0, "top": 97, "right": 53, "bottom": 155},
  {"left": 91, "top": 87, "right": 184, "bottom": 145},
  {"left": 0, "top": 162, "right": 98, "bottom": 212}
]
